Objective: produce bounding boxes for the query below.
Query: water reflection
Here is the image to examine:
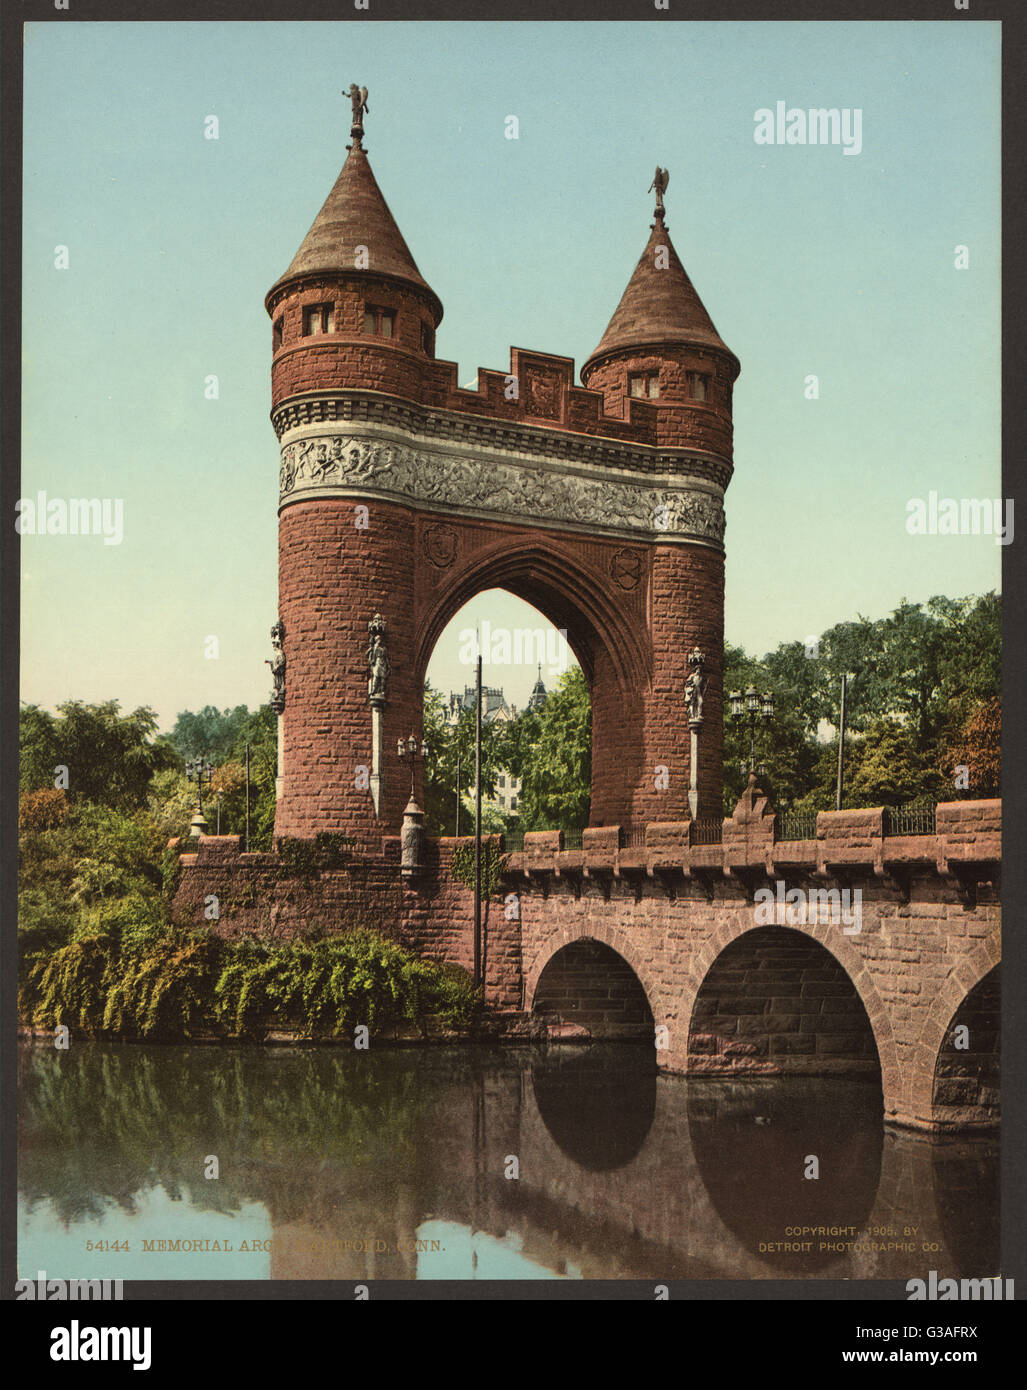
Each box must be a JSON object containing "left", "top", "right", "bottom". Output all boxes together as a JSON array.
[
  {"left": 530, "top": 1045, "right": 657, "bottom": 1170},
  {"left": 18, "top": 1042, "right": 998, "bottom": 1281},
  {"left": 686, "top": 1080, "right": 883, "bottom": 1274}
]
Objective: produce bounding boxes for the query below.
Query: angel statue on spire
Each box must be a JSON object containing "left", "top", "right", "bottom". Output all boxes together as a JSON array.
[
  {"left": 649, "top": 166, "right": 670, "bottom": 217},
  {"left": 345, "top": 83, "right": 369, "bottom": 135}
]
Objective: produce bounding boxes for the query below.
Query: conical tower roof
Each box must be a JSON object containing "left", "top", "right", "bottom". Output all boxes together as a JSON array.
[
  {"left": 268, "top": 141, "right": 442, "bottom": 321},
  {"left": 583, "top": 216, "right": 735, "bottom": 375}
]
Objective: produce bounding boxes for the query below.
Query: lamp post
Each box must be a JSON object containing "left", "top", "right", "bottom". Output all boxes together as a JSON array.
[
  {"left": 729, "top": 685, "right": 775, "bottom": 778},
  {"left": 836, "top": 673, "right": 849, "bottom": 811},
  {"left": 397, "top": 734, "right": 425, "bottom": 880},
  {"left": 185, "top": 758, "right": 214, "bottom": 838},
  {"left": 397, "top": 733, "right": 423, "bottom": 800}
]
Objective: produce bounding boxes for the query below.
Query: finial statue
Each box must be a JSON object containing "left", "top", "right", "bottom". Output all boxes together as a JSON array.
[
  {"left": 685, "top": 646, "right": 707, "bottom": 723},
  {"left": 345, "top": 83, "right": 369, "bottom": 141},
  {"left": 267, "top": 619, "right": 286, "bottom": 712},
  {"left": 366, "top": 613, "right": 390, "bottom": 705},
  {"left": 649, "top": 166, "right": 670, "bottom": 219}
]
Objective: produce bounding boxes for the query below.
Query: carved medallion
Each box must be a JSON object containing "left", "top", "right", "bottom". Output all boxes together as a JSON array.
[
  {"left": 422, "top": 523, "right": 458, "bottom": 568},
  {"left": 525, "top": 368, "right": 561, "bottom": 420},
  {"left": 611, "top": 548, "right": 643, "bottom": 590}
]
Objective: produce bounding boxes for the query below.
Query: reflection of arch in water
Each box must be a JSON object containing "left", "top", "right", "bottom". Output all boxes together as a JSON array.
[
  {"left": 931, "top": 1136, "right": 1000, "bottom": 1275},
  {"left": 686, "top": 927, "right": 884, "bottom": 1273},
  {"left": 531, "top": 1044, "right": 658, "bottom": 1172},
  {"left": 925, "top": 964, "right": 1001, "bottom": 1274},
  {"left": 687, "top": 1078, "right": 883, "bottom": 1274}
]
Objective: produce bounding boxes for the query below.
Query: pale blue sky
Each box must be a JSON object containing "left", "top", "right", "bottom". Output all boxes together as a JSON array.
[{"left": 20, "top": 20, "right": 1000, "bottom": 727}]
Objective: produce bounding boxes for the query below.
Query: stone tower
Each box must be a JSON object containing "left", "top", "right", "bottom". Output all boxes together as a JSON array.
[{"left": 266, "top": 105, "right": 738, "bottom": 850}]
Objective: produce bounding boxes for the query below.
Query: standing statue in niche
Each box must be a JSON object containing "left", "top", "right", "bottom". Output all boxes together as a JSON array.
[
  {"left": 267, "top": 620, "right": 286, "bottom": 713},
  {"left": 686, "top": 647, "right": 707, "bottom": 723},
  {"left": 366, "top": 614, "right": 390, "bottom": 705}
]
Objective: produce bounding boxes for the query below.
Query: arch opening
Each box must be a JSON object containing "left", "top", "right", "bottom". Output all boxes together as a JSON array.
[
  {"left": 531, "top": 939, "right": 655, "bottom": 1042},
  {"left": 688, "top": 927, "right": 883, "bottom": 1083},
  {"left": 421, "top": 588, "right": 595, "bottom": 837},
  {"left": 931, "top": 965, "right": 1000, "bottom": 1129},
  {"left": 416, "top": 538, "right": 650, "bottom": 695},
  {"left": 530, "top": 1046, "right": 658, "bottom": 1171}
]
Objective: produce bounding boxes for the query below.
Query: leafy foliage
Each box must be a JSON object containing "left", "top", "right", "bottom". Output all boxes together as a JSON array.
[
  {"left": 166, "top": 704, "right": 251, "bottom": 763},
  {"left": 945, "top": 696, "right": 1001, "bottom": 799},
  {"left": 722, "top": 592, "right": 1000, "bottom": 813},
  {"left": 19, "top": 787, "right": 70, "bottom": 832},
  {"left": 499, "top": 666, "right": 591, "bottom": 830},
  {"left": 421, "top": 683, "right": 507, "bottom": 836},
  {"left": 451, "top": 838, "right": 508, "bottom": 898},
  {"left": 22, "top": 926, "right": 477, "bottom": 1042},
  {"left": 19, "top": 700, "right": 178, "bottom": 808}
]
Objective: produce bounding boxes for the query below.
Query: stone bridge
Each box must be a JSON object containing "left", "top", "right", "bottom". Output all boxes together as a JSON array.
[{"left": 174, "top": 788, "right": 1000, "bottom": 1135}]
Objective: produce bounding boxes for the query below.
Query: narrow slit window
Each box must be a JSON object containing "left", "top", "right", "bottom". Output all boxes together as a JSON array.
[
  {"left": 628, "top": 371, "right": 659, "bottom": 399},
  {"left": 303, "top": 304, "right": 333, "bottom": 336},
  {"left": 364, "top": 304, "right": 396, "bottom": 337}
]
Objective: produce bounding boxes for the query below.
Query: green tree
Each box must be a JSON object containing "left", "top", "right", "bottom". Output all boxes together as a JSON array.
[
  {"left": 422, "top": 682, "right": 505, "bottom": 837},
  {"left": 19, "top": 700, "right": 177, "bottom": 809},
  {"left": 722, "top": 642, "right": 819, "bottom": 813},
  {"left": 503, "top": 666, "right": 591, "bottom": 830},
  {"left": 167, "top": 705, "right": 251, "bottom": 763},
  {"left": 221, "top": 705, "right": 278, "bottom": 848},
  {"left": 844, "top": 717, "right": 945, "bottom": 808}
]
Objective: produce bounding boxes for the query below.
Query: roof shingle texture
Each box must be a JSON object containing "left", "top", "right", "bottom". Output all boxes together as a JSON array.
[
  {"left": 271, "top": 144, "right": 437, "bottom": 302},
  {"left": 588, "top": 221, "right": 731, "bottom": 363}
]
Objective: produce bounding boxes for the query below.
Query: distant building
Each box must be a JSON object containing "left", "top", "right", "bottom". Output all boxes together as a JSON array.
[
  {"left": 446, "top": 686, "right": 516, "bottom": 725},
  {"left": 452, "top": 676, "right": 548, "bottom": 816},
  {"left": 527, "top": 665, "right": 548, "bottom": 712}
]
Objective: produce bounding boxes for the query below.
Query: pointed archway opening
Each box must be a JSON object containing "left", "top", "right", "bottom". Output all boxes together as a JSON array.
[{"left": 422, "top": 589, "right": 591, "bottom": 838}]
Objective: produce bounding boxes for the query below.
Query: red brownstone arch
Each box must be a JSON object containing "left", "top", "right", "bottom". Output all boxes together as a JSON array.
[
  {"left": 523, "top": 921, "right": 662, "bottom": 1025},
  {"left": 905, "top": 930, "right": 1001, "bottom": 1128},
  {"left": 415, "top": 531, "right": 655, "bottom": 828},
  {"left": 414, "top": 531, "right": 652, "bottom": 693},
  {"left": 680, "top": 916, "right": 902, "bottom": 1117}
]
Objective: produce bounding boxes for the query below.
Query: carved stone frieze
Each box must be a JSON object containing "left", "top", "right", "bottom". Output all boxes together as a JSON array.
[{"left": 278, "top": 431, "right": 726, "bottom": 545}]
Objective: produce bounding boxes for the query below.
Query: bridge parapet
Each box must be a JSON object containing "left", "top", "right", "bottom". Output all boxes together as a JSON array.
[{"left": 501, "top": 799, "right": 1000, "bottom": 886}]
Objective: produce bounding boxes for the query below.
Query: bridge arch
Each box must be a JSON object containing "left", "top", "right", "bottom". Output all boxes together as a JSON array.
[
  {"left": 524, "top": 923, "right": 659, "bottom": 1043},
  {"left": 906, "top": 931, "right": 1001, "bottom": 1129},
  {"left": 681, "top": 917, "right": 900, "bottom": 1115}
]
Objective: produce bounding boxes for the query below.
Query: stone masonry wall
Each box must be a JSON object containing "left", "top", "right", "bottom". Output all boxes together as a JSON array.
[{"left": 173, "top": 797, "right": 1001, "bottom": 1131}]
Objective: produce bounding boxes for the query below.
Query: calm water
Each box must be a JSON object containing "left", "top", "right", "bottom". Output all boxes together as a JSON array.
[{"left": 18, "top": 1042, "right": 998, "bottom": 1281}]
